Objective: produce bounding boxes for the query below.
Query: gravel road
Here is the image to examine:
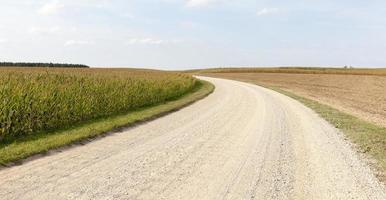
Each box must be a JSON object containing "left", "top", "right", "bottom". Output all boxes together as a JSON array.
[{"left": 0, "top": 77, "right": 385, "bottom": 200}]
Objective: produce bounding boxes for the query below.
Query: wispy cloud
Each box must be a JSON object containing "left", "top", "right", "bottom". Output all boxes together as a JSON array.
[
  {"left": 29, "top": 26, "right": 61, "bottom": 34},
  {"left": 185, "top": 0, "right": 213, "bottom": 8},
  {"left": 180, "top": 21, "right": 199, "bottom": 29},
  {"left": 120, "top": 13, "right": 135, "bottom": 19},
  {"left": 257, "top": 8, "right": 279, "bottom": 16},
  {"left": 126, "top": 38, "right": 174, "bottom": 45},
  {"left": 0, "top": 38, "right": 8, "bottom": 44},
  {"left": 64, "top": 40, "right": 94, "bottom": 46},
  {"left": 37, "top": 0, "right": 112, "bottom": 16},
  {"left": 37, "top": 1, "right": 65, "bottom": 15}
]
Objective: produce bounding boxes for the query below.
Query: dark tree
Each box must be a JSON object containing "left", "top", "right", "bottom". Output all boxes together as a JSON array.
[{"left": 0, "top": 62, "right": 89, "bottom": 68}]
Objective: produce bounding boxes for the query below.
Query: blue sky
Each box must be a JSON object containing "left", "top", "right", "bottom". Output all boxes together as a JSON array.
[{"left": 0, "top": 0, "right": 385, "bottom": 69}]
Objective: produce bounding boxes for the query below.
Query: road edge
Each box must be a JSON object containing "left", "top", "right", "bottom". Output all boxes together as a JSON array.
[{"left": 262, "top": 85, "right": 386, "bottom": 183}]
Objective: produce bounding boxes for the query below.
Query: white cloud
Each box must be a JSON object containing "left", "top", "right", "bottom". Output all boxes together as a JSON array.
[
  {"left": 29, "top": 26, "right": 61, "bottom": 34},
  {"left": 0, "top": 38, "right": 8, "bottom": 44},
  {"left": 120, "top": 13, "right": 135, "bottom": 19},
  {"left": 184, "top": 0, "right": 231, "bottom": 8},
  {"left": 64, "top": 40, "right": 94, "bottom": 46},
  {"left": 257, "top": 8, "right": 279, "bottom": 16},
  {"left": 180, "top": 21, "right": 199, "bottom": 29},
  {"left": 126, "top": 38, "right": 171, "bottom": 45},
  {"left": 38, "top": 1, "right": 65, "bottom": 15},
  {"left": 36, "top": 0, "right": 113, "bottom": 16},
  {"left": 186, "top": 0, "right": 212, "bottom": 8}
]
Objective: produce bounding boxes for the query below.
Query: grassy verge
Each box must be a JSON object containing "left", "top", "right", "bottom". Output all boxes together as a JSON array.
[
  {"left": 0, "top": 80, "right": 214, "bottom": 166},
  {"left": 264, "top": 85, "right": 386, "bottom": 180}
]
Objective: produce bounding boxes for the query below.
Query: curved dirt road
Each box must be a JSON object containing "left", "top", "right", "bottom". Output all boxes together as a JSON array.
[{"left": 0, "top": 77, "right": 385, "bottom": 200}]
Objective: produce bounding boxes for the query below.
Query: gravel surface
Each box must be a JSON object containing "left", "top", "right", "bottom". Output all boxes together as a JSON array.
[{"left": 0, "top": 77, "right": 385, "bottom": 200}]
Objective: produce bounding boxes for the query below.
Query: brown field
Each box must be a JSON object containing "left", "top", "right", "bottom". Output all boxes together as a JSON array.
[
  {"left": 202, "top": 72, "right": 386, "bottom": 128},
  {"left": 188, "top": 67, "right": 386, "bottom": 76}
]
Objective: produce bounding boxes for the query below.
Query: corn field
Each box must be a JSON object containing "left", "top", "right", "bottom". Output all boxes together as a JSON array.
[{"left": 0, "top": 68, "right": 197, "bottom": 141}]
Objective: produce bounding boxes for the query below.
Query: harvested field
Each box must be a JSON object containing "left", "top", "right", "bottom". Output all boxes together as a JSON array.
[
  {"left": 188, "top": 67, "right": 386, "bottom": 76},
  {"left": 202, "top": 72, "right": 386, "bottom": 127}
]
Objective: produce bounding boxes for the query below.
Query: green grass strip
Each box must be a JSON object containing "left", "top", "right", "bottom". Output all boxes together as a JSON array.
[
  {"left": 266, "top": 86, "right": 386, "bottom": 178},
  {"left": 0, "top": 80, "right": 214, "bottom": 166}
]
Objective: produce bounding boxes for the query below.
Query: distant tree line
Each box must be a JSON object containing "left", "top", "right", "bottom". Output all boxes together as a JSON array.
[{"left": 0, "top": 62, "right": 89, "bottom": 68}]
